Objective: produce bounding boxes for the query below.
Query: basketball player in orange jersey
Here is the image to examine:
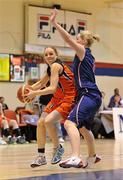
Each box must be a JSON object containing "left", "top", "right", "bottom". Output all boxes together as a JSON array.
[{"left": 24, "top": 47, "right": 76, "bottom": 168}]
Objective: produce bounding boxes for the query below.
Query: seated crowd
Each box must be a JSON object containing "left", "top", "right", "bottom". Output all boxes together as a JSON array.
[
  {"left": 0, "top": 97, "right": 26, "bottom": 144},
  {"left": 91, "top": 88, "right": 122, "bottom": 139}
]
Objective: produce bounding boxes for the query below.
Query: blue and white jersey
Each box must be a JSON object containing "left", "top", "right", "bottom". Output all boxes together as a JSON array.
[{"left": 72, "top": 48, "right": 101, "bottom": 97}]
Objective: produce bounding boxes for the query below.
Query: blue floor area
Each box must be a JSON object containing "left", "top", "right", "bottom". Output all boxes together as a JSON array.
[{"left": 12, "top": 169, "right": 123, "bottom": 180}]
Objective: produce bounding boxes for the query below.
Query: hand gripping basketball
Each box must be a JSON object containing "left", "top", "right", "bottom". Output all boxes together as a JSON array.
[{"left": 17, "top": 84, "right": 34, "bottom": 103}]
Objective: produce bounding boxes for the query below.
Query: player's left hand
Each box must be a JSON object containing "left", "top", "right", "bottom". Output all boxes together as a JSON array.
[
  {"left": 23, "top": 88, "right": 37, "bottom": 102},
  {"left": 50, "top": 8, "right": 58, "bottom": 23}
]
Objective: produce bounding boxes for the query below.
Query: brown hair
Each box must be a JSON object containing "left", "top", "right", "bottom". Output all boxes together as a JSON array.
[
  {"left": 80, "top": 30, "right": 100, "bottom": 47},
  {"left": 44, "top": 46, "right": 59, "bottom": 56}
]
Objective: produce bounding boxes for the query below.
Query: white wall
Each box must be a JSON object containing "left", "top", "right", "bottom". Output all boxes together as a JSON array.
[
  {"left": 0, "top": 0, "right": 24, "bottom": 54},
  {"left": 92, "top": 7, "right": 123, "bottom": 64},
  {"left": 0, "top": 0, "right": 123, "bottom": 109}
]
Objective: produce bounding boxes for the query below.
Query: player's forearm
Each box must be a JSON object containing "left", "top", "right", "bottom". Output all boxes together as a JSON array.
[
  {"left": 35, "top": 86, "right": 56, "bottom": 96},
  {"left": 53, "top": 21, "right": 82, "bottom": 54},
  {"left": 32, "top": 81, "right": 45, "bottom": 90},
  {"left": 31, "top": 75, "right": 49, "bottom": 90},
  {"left": 53, "top": 21, "right": 72, "bottom": 46}
]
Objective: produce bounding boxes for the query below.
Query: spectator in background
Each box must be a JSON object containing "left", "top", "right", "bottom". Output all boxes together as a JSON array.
[
  {"left": 0, "top": 97, "right": 8, "bottom": 111},
  {"left": 100, "top": 91, "right": 115, "bottom": 139},
  {"left": 0, "top": 97, "right": 7, "bottom": 144},
  {"left": 110, "top": 94, "right": 121, "bottom": 108},
  {"left": 0, "top": 102, "right": 26, "bottom": 144},
  {"left": 99, "top": 91, "right": 106, "bottom": 111},
  {"left": 22, "top": 104, "right": 40, "bottom": 126},
  {"left": 93, "top": 91, "right": 121, "bottom": 139},
  {"left": 108, "top": 88, "right": 121, "bottom": 108},
  {"left": 19, "top": 104, "right": 40, "bottom": 143},
  {"left": 91, "top": 91, "right": 107, "bottom": 139}
]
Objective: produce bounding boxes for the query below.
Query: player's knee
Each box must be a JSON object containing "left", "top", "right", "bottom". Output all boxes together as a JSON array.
[
  {"left": 37, "top": 118, "right": 45, "bottom": 127},
  {"left": 44, "top": 119, "right": 50, "bottom": 127},
  {"left": 64, "top": 120, "right": 71, "bottom": 130},
  {"left": 10, "top": 119, "right": 17, "bottom": 126},
  {"left": 2, "top": 119, "right": 8, "bottom": 126},
  {"left": 45, "top": 116, "right": 53, "bottom": 127},
  {"left": 79, "top": 127, "right": 87, "bottom": 135}
]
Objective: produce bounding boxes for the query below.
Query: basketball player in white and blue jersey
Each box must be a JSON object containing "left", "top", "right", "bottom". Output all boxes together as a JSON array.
[{"left": 50, "top": 9, "right": 102, "bottom": 168}]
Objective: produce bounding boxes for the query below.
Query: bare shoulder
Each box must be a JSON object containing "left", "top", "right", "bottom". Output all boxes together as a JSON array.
[
  {"left": 51, "top": 62, "right": 62, "bottom": 69},
  {"left": 51, "top": 62, "right": 63, "bottom": 74}
]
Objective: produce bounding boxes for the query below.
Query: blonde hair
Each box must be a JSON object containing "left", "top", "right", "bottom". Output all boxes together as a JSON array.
[{"left": 80, "top": 30, "right": 100, "bottom": 47}]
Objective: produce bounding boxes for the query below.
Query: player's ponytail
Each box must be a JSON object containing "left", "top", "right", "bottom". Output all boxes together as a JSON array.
[
  {"left": 93, "top": 34, "right": 100, "bottom": 42},
  {"left": 80, "top": 30, "right": 100, "bottom": 47}
]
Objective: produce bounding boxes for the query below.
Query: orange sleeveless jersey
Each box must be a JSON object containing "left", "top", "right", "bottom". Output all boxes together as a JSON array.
[{"left": 44, "top": 62, "right": 76, "bottom": 121}]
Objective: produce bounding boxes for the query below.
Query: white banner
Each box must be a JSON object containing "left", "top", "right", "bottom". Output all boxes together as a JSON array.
[{"left": 25, "top": 5, "right": 91, "bottom": 53}]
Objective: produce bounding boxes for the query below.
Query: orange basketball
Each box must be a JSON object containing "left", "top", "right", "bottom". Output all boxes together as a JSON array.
[{"left": 17, "top": 84, "right": 34, "bottom": 103}]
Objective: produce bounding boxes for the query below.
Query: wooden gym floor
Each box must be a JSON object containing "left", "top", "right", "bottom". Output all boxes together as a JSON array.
[{"left": 0, "top": 139, "right": 123, "bottom": 180}]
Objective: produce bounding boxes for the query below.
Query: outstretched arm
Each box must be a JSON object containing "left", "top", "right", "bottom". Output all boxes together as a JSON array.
[{"left": 50, "top": 9, "right": 85, "bottom": 60}]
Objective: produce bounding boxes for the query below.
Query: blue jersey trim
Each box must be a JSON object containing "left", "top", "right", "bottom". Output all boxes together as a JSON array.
[{"left": 95, "top": 68, "right": 123, "bottom": 77}]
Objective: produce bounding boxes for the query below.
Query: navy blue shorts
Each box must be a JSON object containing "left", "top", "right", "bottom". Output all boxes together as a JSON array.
[{"left": 67, "top": 93, "right": 102, "bottom": 130}]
